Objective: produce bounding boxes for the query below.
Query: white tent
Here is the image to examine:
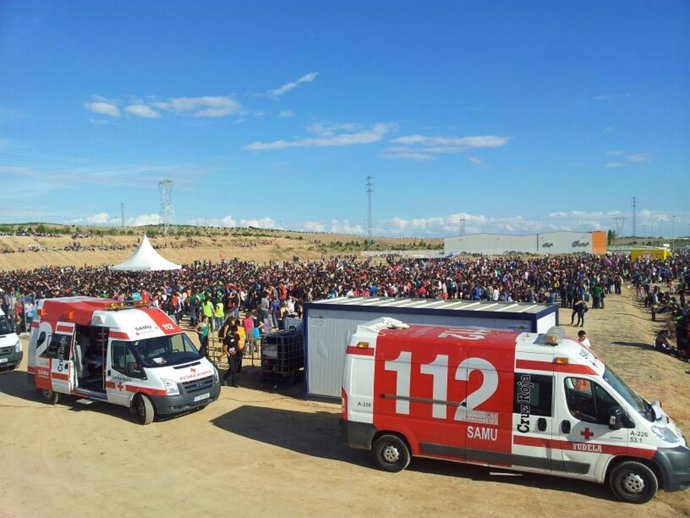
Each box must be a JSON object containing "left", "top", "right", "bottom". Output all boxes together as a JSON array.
[{"left": 111, "top": 235, "right": 181, "bottom": 271}]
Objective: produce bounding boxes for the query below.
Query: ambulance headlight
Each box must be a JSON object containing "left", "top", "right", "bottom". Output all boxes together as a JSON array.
[
  {"left": 213, "top": 366, "right": 220, "bottom": 384},
  {"left": 161, "top": 378, "right": 180, "bottom": 396},
  {"left": 651, "top": 424, "right": 680, "bottom": 444},
  {"left": 15, "top": 339, "right": 22, "bottom": 353}
]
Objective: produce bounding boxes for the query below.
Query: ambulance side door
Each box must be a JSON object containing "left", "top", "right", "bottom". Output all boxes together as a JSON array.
[
  {"left": 106, "top": 340, "right": 135, "bottom": 407},
  {"left": 510, "top": 372, "right": 556, "bottom": 473},
  {"left": 46, "top": 322, "right": 75, "bottom": 395},
  {"left": 552, "top": 373, "right": 629, "bottom": 479}
]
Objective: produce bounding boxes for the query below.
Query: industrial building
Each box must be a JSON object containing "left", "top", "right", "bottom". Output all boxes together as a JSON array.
[{"left": 444, "top": 230, "right": 607, "bottom": 256}]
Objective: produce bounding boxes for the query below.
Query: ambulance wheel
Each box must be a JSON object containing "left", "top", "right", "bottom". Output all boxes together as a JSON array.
[
  {"left": 38, "top": 388, "right": 59, "bottom": 405},
  {"left": 134, "top": 394, "right": 155, "bottom": 425},
  {"left": 608, "top": 460, "right": 658, "bottom": 504},
  {"left": 373, "top": 434, "right": 410, "bottom": 472}
]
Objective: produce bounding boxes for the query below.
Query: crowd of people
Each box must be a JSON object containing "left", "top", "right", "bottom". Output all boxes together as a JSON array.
[{"left": 1, "top": 251, "right": 689, "bottom": 356}]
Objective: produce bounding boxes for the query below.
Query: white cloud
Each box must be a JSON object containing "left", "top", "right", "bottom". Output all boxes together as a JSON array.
[
  {"left": 84, "top": 100, "right": 120, "bottom": 117},
  {"left": 379, "top": 148, "right": 434, "bottom": 161},
  {"left": 371, "top": 210, "right": 632, "bottom": 237},
  {"left": 392, "top": 135, "right": 509, "bottom": 148},
  {"left": 626, "top": 152, "right": 651, "bottom": 163},
  {"left": 125, "top": 104, "right": 161, "bottom": 119},
  {"left": 604, "top": 150, "right": 651, "bottom": 167},
  {"left": 183, "top": 216, "right": 278, "bottom": 229},
  {"left": 269, "top": 72, "right": 318, "bottom": 97},
  {"left": 84, "top": 95, "right": 241, "bottom": 120},
  {"left": 190, "top": 216, "right": 237, "bottom": 227},
  {"left": 328, "top": 219, "right": 363, "bottom": 235},
  {"left": 279, "top": 110, "right": 296, "bottom": 118},
  {"left": 548, "top": 210, "right": 621, "bottom": 219},
  {"left": 86, "top": 212, "right": 114, "bottom": 225},
  {"left": 152, "top": 96, "right": 242, "bottom": 118},
  {"left": 244, "top": 122, "right": 397, "bottom": 151},
  {"left": 384, "top": 134, "right": 510, "bottom": 160},
  {"left": 302, "top": 221, "right": 325, "bottom": 232},
  {"left": 240, "top": 217, "right": 277, "bottom": 228},
  {"left": 468, "top": 156, "right": 483, "bottom": 165},
  {"left": 129, "top": 213, "right": 162, "bottom": 226}
]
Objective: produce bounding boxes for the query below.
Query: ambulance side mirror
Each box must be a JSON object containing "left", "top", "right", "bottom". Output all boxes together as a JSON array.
[{"left": 608, "top": 406, "right": 624, "bottom": 430}]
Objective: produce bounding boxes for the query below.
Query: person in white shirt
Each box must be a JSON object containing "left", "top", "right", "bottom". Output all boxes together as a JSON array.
[{"left": 577, "top": 330, "right": 592, "bottom": 349}]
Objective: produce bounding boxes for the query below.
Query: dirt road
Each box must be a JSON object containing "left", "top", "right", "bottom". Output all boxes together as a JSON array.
[{"left": 1, "top": 288, "right": 689, "bottom": 518}]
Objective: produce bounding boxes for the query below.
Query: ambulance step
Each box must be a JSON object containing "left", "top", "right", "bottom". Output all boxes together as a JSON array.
[
  {"left": 75, "top": 398, "right": 95, "bottom": 405},
  {"left": 489, "top": 472, "right": 522, "bottom": 477}
]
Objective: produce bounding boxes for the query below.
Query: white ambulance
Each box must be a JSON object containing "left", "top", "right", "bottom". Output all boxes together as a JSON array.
[
  {"left": 341, "top": 317, "right": 690, "bottom": 504},
  {"left": 0, "top": 307, "right": 22, "bottom": 372},
  {"left": 27, "top": 296, "right": 221, "bottom": 424}
]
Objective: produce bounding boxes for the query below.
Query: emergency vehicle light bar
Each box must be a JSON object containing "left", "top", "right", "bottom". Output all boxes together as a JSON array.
[
  {"left": 554, "top": 357, "right": 569, "bottom": 365},
  {"left": 357, "top": 341, "right": 370, "bottom": 349},
  {"left": 105, "top": 300, "right": 149, "bottom": 310},
  {"left": 544, "top": 326, "right": 564, "bottom": 346}
]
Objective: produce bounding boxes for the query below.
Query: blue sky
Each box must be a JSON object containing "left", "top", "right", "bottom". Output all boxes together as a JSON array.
[{"left": 0, "top": 0, "right": 688, "bottom": 238}]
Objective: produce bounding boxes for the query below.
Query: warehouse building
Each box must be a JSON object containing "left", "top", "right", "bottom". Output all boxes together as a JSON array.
[{"left": 444, "top": 230, "right": 607, "bottom": 256}]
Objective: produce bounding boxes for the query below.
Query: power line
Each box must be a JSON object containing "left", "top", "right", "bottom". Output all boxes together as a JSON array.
[{"left": 614, "top": 217, "right": 625, "bottom": 237}]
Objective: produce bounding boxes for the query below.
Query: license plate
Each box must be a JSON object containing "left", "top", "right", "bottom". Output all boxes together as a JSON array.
[
  {"left": 0, "top": 358, "right": 7, "bottom": 363},
  {"left": 193, "top": 392, "right": 210, "bottom": 402}
]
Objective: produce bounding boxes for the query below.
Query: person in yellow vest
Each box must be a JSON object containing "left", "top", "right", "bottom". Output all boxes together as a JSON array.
[
  {"left": 214, "top": 299, "right": 225, "bottom": 331},
  {"left": 235, "top": 319, "right": 246, "bottom": 370},
  {"left": 201, "top": 298, "right": 215, "bottom": 331}
]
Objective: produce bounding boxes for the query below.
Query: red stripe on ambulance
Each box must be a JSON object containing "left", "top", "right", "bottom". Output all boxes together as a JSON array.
[
  {"left": 140, "top": 308, "right": 181, "bottom": 335},
  {"left": 513, "top": 434, "right": 656, "bottom": 459}
]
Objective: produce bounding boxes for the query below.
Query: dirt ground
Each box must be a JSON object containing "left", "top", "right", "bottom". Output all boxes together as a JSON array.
[{"left": 1, "top": 289, "right": 690, "bottom": 517}]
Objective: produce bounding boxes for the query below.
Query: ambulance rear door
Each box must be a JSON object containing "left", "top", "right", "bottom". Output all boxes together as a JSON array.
[
  {"left": 373, "top": 326, "right": 468, "bottom": 461},
  {"left": 373, "top": 326, "right": 518, "bottom": 465},
  {"left": 45, "top": 322, "right": 76, "bottom": 395},
  {"left": 552, "top": 372, "right": 630, "bottom": 479}
]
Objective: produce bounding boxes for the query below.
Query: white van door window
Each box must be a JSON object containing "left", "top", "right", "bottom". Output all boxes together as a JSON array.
[
  {"left": 565, "top": 377, "right": 618, "bottom": 426},
  {"left": 552, "top": 375, "right": 629, "bottom": 477}
]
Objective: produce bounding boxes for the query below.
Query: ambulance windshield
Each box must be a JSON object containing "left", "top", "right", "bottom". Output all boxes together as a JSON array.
[
  {"left": 603, "top": 366, "right": 654, "bottom": 422},
  {"left": 131, "top": 333, "right": 201, "bottom": 368},
  {"left": 0, "top": 315, "right": 12, "bottom": 336}
]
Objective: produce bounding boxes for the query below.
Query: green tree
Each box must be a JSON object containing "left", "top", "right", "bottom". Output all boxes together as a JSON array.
[{"left": 607, "top": 229, "right": 616, "bottom": 245}]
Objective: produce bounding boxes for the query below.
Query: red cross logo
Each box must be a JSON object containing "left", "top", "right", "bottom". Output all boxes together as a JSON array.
[
  {"left": 117, "top": 382, "right": 124, "bottom": 391},
  {"left": 190, "top": 367, "right": 196, "bottom": 374},
  {"left": 580, "top": 427, "right": 594, "bottom": 441}
]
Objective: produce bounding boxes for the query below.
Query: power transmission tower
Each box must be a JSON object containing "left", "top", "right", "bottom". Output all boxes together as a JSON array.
[
  {"left": 631, "top": 197, "right": 637, "bottom": 239},
  {"left": 366, "top": 176, "right": 373, "bottom": 245},
  {"left": 459, "top": 216, "right": 466, "bottom": 236},
  {"left": 159, "top": 179, "right": 175, "bottom": 235},
  {"left": 614, "top": 217, "right": 625, "bottom": 237}
]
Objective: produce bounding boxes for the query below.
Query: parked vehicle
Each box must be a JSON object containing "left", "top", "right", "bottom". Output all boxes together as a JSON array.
[
  {"left": 341, "top": 317, "right": 690, "bottom": 504},
  {"left": 27, "top": 296, "right": 221, "bottom": 424},
  {"left": 0, "top": 308, "right": 22, "bottom": 372}
]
